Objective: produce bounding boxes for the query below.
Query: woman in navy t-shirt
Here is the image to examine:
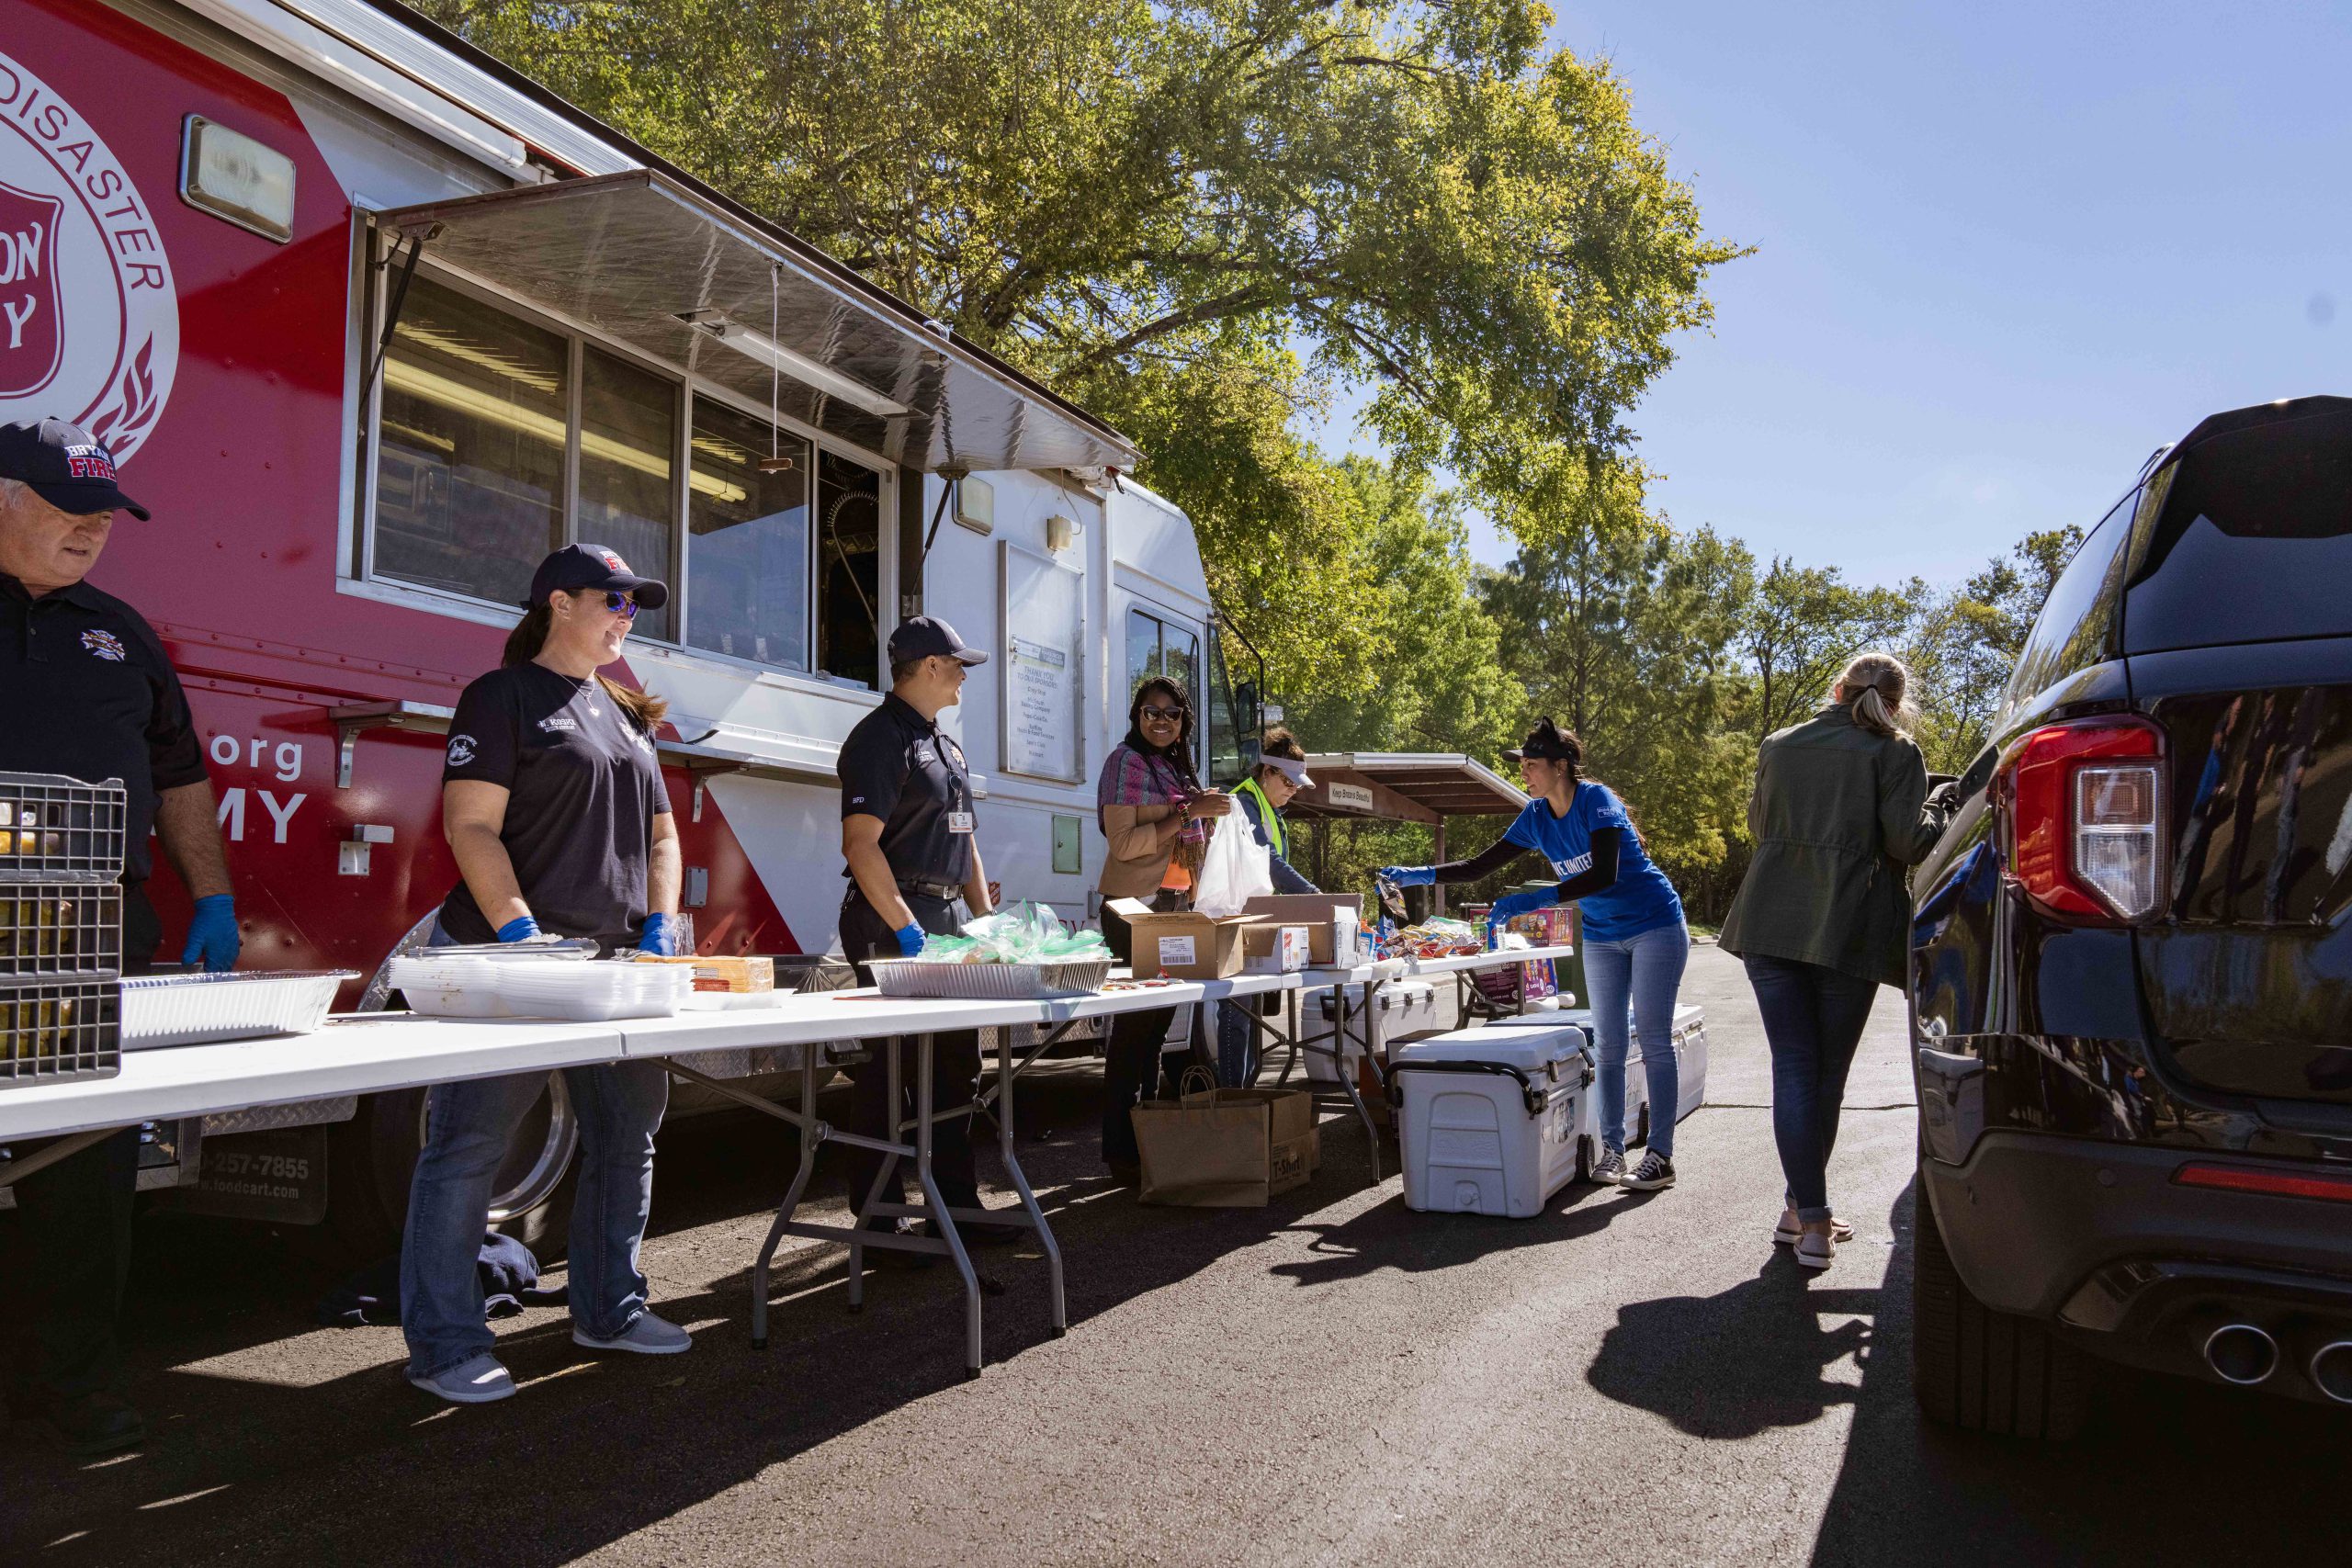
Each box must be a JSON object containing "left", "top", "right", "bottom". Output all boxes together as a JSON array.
[{"left": 1383, "top": 717, "right": 1690, "bottom": 1191}]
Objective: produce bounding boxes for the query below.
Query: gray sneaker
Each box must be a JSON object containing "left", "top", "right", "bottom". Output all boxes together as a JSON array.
[
  {"left": 407, "top": 1353, "right": 515, "bottom": 1404},
  {"left": 1590, "top": 1147, "right": 1626, "bottom": 1186},
  {"left": 573, "top": 1312, "right": 692, "bottom": 1356},
  {"left": 1622, "top": 1151, "right": 1676, "bottom": 1190}
]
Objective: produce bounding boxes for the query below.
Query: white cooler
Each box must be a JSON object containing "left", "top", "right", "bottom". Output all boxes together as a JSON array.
[
  {"left": 1307, "top": 979, "right": 1438, "bottom": 1082},
  {"left": 1557, "top": 1001, "right": 1709, "bottom": 1134},
  {"left": 1392, "top": 1023, "right": 1595, "bottom": 1218}
]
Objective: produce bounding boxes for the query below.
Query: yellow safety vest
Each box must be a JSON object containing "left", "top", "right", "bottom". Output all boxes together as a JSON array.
[{"left": 1236, "top": 775, "right": 1285, "bottom": 862}]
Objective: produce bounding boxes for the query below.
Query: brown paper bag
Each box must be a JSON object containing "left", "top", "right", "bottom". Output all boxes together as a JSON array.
[{"left": 1133, "top": 1069, "right": 1318, "bottom": 1206}]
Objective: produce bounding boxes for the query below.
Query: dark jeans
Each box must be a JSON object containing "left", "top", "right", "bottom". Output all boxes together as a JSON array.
[
  {"left": 1099, "top": 901, "right": 1186, "bottom": 1166},
  {"left": 1743, "top": 953, "right": 1883, "bottom": 1223},
  {"left": 6, "top": 886, "right": 159, "bottom": 1406},
  {"left": 841, "top": 889, "right": 980, "bottom": 1222}
]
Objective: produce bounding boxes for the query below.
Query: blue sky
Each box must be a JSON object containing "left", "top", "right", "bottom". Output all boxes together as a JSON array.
[{"left": 1317, "top": 1, "right": 2352, "bottom": 590}]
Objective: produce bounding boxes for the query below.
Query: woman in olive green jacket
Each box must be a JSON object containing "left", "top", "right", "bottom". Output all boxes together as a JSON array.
[{"left": 1720, "top": 652, "right": 1954, "bottom": 1270}]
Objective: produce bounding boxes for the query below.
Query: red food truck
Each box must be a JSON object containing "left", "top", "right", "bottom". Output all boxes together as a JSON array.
[{"left": 1, "top": 0, "right": 1261, "bottom": 1249}]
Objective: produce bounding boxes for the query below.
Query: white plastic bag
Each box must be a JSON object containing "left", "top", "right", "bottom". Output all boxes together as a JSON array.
[{"left": 1193, "top": 796, "right": 1274, "bottom": 919}]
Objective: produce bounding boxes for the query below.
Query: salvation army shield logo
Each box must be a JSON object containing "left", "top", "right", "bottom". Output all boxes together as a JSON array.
[
  {"left": 0, "top": 182, "right": 62, "bottom": 399},
  {"left": 0, "top": 49, "right": 179, "bottom": 464}
]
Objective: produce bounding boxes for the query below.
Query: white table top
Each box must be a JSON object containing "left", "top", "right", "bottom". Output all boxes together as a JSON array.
[
  {"left": 1297, "top": 944, "right": 1572, "bottom": 987},
  {"left": 0, "top": 1014, "right": 621, "bottom": 1142},
  {"left": 0, "top": 971, "right": 1320, "bottom": 1140}
]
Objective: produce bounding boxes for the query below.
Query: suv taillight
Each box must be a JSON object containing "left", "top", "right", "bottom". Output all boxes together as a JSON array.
[{"left": 1997, "top": 716, "right": 2166, "bottom": 922}]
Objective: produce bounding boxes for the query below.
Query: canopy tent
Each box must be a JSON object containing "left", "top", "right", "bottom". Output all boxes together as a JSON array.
[{"left": 1287, "top": 753, "right": 1529, "bottom": 914}]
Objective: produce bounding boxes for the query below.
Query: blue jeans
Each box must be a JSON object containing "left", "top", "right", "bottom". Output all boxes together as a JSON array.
[
  {"left": 400, "top": 923, "right": 670, "bottom": 1379},
  {"left": 1741, "top": 953, "right": 1881, "bottom": 1223},
  {"left": 1583, "top": 921, "right": 1691, "bottom": 1158}
]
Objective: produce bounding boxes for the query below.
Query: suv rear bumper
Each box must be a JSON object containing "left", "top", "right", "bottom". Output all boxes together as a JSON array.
[{"left": 1922, "top": 1132, "right": 2352, "bottom": 1404}]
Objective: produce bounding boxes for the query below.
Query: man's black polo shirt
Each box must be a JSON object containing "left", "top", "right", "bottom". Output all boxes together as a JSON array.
[
  {"left": 837, "top": 692, "right": 974, "bottom": 890},
  {"left": 0, "top": 573, "right": 209, "bottom": 882}
]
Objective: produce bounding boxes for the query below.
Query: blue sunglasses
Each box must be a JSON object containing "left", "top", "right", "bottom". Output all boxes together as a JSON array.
[{"left": 580, "top": 589, "right": 638, "bottom": 619}]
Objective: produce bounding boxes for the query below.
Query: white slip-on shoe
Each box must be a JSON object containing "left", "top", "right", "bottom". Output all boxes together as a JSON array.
[
  {"left": 1590, "top": 1147, "right": 1626, "bottom": 1186},
  {"left": 1774, "top": 1209, "right": 1855, "bottom": 1246},
  {"left": 573, "top": 1312, "right": 692, "bottom": 1355},
  {"left": 407, "top": 1353, "right": 515, "bottom": 1404},
  {"left": 1795, "top": 1226, "right": 1836, "bottom": 1271}
]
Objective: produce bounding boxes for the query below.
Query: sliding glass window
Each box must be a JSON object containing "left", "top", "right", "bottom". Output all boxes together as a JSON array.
[
  {"left": 688, "top": 400, "right": 810, "bottom": 670},
  {"left": 577, "top": 349, "right": 679, "bottom": 642},
  {"left": 373, "top": 276, "right": 567, "bottom": 609}
]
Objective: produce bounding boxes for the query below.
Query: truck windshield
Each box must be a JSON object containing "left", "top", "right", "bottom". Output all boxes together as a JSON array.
[{"left": 2128, "top": 411, "right": 2352, "bottom": 654}]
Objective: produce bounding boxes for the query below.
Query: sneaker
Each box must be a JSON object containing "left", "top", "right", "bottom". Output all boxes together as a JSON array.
[
  {"left": 1589, "top": 1147, "right": 1626, "bottom": 1186},
  {"left": 572, "top": 1312, "right": 692, "bottom": 1356},
  {"left": 1621, "top": 1151, "right": 1676, "bottom": 1191},
  {"left": 1774, "top": 1208, "right": 1855, "bottom": 1246},
  {"left": 24, "top": 1390, "right": 145, "bottom": 1454},
  {"left": 407, "top": 1353, "right": 515, "bottom": 1404},
  {"left": 1795, "top": 1225, "right": 1836, "bottom": 1271}
]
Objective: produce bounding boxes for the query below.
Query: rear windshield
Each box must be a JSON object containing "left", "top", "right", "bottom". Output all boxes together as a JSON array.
[{"left": 2127, "top": 410, "right": 2352, "bottom": 654}]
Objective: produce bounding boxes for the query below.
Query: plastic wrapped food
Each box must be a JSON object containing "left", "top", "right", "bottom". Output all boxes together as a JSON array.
[
  {"left": 1394, "top": 918, "right": 1484, "bottom": 959},
  {"left": 912, "top": 902, "right": 1112, "bottom": 964}
]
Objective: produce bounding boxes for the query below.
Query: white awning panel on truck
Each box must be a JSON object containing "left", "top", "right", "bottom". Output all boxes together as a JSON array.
[{"left": 378, "top": 173, "right": 1137, "bottom": 478}]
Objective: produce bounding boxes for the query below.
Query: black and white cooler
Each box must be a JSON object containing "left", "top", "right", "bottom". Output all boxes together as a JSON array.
[{"left": 1390, "top": 1022, "right": 1595, "bottom": 1218}]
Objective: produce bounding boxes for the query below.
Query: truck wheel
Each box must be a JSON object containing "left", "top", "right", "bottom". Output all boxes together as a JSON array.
[
  {"left": 326, "top": 1077, "right": 581, "bottom": 1262},
  {"left": 1912, "top": 1181, "right": 2089, "bottom": 1439}
]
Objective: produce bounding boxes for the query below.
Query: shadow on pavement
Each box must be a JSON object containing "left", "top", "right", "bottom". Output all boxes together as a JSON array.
[
  {"left": 0, "top": 1071, "right": 1425, "bottom": 1566},
  {"left": 1586, "top": 1249, "right": 1874, "bottom": 1439},
  {"left": 1805, "top": 1179, "right": 2350, "bottom": 1567},
  {"left": 1270, "top": 1179, "right": 1653, "bottom": 1291}
]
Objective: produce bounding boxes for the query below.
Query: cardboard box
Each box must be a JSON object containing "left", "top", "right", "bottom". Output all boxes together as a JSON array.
[
  {"left": 1107, "top": 898, "right": 1262, "bottom": 979},
  {"left": 1240, "top": 923, "right": 1312, "bottom": 974},
  {"left": 1240, "top": 893, "right": 1364, "bottom": 965}
]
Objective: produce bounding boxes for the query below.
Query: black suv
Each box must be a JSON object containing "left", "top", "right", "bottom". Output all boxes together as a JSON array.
[{"left": 1908, "top": 396, "right": 2352, "bottom": 1438}]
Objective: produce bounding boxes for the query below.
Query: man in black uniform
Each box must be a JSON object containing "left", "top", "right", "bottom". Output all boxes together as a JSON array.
[
  {"left": 836, "top": 616, "right": 1017, "bottom": 1248},
  {"left": 0, "top": 418, "right": 240, "bottom": 1453}
]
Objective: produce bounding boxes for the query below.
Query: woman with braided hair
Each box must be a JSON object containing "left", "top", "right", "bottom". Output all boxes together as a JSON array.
[{"left": 1720, "top": 652, "right": 1956, "bottom": 1270}]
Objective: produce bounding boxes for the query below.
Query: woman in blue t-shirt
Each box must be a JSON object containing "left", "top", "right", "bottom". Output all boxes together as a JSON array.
[{"left": 1382, "top": 717, "right": 1690, "bottom": 1190}]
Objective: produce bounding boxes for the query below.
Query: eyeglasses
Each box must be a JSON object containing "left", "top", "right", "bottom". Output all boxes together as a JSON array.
[
  {"left": 1138, "top": 705, "right": 1183, "bottom": 721},
  {"left": 598, "top": 591, "right": 639, "bottom": 619}
]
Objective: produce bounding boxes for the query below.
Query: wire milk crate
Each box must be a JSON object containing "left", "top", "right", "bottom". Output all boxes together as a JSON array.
[
  {"left": 0, "top": 884, "right": 123, "bottom": 976},
  {"left": 0, "top": 976, "right": 121, "bottom": 1086},
  {"left": 0, "top": 773, "right": 130, "bottom": 882}
]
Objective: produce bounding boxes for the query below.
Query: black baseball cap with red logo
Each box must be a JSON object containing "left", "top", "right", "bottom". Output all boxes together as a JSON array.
[
  {"left": 525, "top": 543, "right": 670, "bottom": 609},
  {"left": 0, "top": 418, "right": 152, "bottom": 520}
]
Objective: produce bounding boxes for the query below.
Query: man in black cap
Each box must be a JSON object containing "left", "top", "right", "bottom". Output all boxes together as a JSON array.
[
  {"left": 835, "top": 615, "right": 1018, "bottom": 1252},
  {"left": 0, "top": 417, "right": 240, "bottom": 1453}
]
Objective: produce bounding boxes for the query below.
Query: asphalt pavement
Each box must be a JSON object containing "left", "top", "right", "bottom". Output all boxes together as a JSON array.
[{"left": 4, "top": 942, "right": 2344, "bottom": 1565}]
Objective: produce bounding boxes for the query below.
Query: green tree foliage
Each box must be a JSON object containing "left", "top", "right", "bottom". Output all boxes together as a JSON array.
[
  {"left": 411, "top": 0, "right": 1741, "bottom": 645},
  {"left": 1905, "top": 525, "right": 2083, "bottom": 773},
  {"left": 1733, "top": 558, "right": 1920, "bottom": 748}
]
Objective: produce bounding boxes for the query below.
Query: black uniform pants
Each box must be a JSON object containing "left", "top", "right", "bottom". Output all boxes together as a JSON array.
[
  {"left": 5, "top": 886, "right": 159, "bottom": 1408},
  {"left": 839, "top": 889, "right": 981, "bottom": 1224},
  {"left": 1098, "top": 901, "right": 1193, "bottom": 1168}
]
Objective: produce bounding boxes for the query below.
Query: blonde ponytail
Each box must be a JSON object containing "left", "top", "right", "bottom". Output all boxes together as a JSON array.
[{"left": 1831, "top": 651, "right": 1917, "bottom": 739}]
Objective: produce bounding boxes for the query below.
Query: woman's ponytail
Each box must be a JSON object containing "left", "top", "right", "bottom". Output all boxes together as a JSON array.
[{"left": 1832, "top": 651, "right": 1917, "bottom": 739}]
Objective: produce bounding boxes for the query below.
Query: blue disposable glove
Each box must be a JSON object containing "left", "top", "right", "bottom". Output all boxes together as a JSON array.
[
  {"left": 496, "top": 915, "right": 543, "bottom": 943},
  {"left": 639, "top": 912, "right": 682, "bottom": 956},
  {"left": 1487, "top": 889, "right": 1555, "bottom": 926},
  {"left": 1378, "top": 865, "right": 1436, "bottom": 887},
  {"left": 894, "top": 921, "right": 926, "bottom": 957},
  {"left": 181, "top": 895, "right": 240, "bottom": 973}
]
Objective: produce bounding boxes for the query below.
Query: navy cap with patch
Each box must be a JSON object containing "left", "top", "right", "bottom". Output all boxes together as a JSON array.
[
  {"left": 0, "top": 419, "right": 151, "bottom": 521},
  {"left": 888, "top": 615, "right": 987, "bottom": 666},
  {"left": 525, "top": 543, "right": 670, "bottom": 610}
]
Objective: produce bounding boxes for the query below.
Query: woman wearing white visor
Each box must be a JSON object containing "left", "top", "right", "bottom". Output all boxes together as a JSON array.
[{"left": 1216, "top": 728, "right": 1318, "bottom": 1083}]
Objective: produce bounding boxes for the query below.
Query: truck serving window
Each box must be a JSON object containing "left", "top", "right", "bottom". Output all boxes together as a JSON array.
[
  {"left": 688, "top": 404, "right": 810, "bottom": 671},
  {"left": 2125, "top": 411, "right": 2352, "bottom": 654},
  {"left": 373, "top": 276, "right": 568, "bottom": 608},
  {"left": 368, "top": 265, "right": 886, "bottom": 675}
]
